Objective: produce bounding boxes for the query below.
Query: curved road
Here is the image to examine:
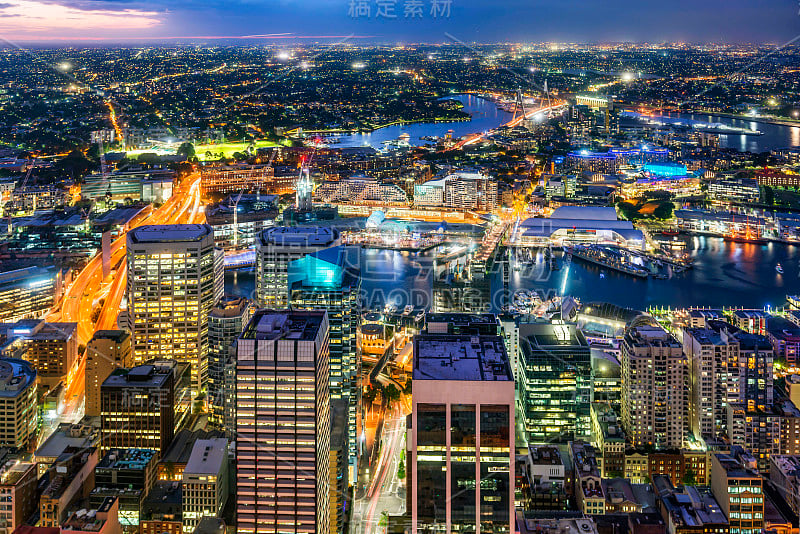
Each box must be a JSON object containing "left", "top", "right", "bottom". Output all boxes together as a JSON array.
[{"left": 46, "top": 172, "right": 204, "bottom": 422}]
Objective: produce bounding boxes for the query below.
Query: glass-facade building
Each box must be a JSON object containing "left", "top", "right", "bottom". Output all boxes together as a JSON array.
[
  {"left": 207, "top": 296, "right": 253, "bottom": 425},
  {"left": 411, "top": 332, "right": 515, "bottom": 534},
  {"left": 518, "top": 320, "right": 592, "bottom": 444},
  {"left": 289, "top": 246, "right": 361, "bottom": 481}
]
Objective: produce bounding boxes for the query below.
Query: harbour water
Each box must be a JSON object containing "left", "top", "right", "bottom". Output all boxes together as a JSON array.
[
  {"left": 226, "top": 237, "right": 800, "bottom": 312},
  {"left": 653, "top": 111, "right": 800, "bottom": 153},
  {"left": 333, "top": 94, "right": 514, "bottom": 149}
]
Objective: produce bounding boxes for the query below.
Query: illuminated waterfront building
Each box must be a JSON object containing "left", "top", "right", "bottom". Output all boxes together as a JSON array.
[
  {"left": 413, "top": 173, "right": 498, "bottom": 212},
  {"left": 235, "top": 310, "right": 330, "bottom": 534},
  {"left": 0, "top": 358, "right": 37, "bottom": 450},
  {"left": 207, "top": 296, "right": 253, "bottom": 425},
  {"left": 85, "top": 330, "right": 133, "bottom": 417},
  {"left": 200, "top": 164, "right": 294, "bottom": 196},
  {"left": 708, "top": 176, "right": 760, "bottom": 203},
  {"left": 313, "top": 175, "right": 408, "bottom": 206},
  {"left": 409, "top": 331, "right": 514, "bottom": 534},
  {"left": 0, "top": 266, "right": 59, "bottom": 323},
  {"left": 255, "top": 226, "right": 340, "bottom": 309},
  {"left": 126, "top": 224, "right": 223, "bottom": 391},
  {"left": 100, "top": 361, "right": 191, "bottom": 455},
  {"left": 517, "top": 206, "right": 645, "bottom": 248},
  {"left": 288, "top": 246, "right": 360, "bottom": 479},
  {"left": 621, "top": 325, "right": 686, "bottom": 449}
]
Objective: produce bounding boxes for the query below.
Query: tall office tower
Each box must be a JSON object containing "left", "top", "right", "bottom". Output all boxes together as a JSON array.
[
  {"left": 409, "top": 332, "right": 515, "bottom": 534},
  {"left": 289, "top": 246, "right": 360, "bottom": 480},
  {"left": 255, "top": 227, "right": 340, "bottom": 308},
  {"left": 517, "top": 320, "right": 592, "bottom": 443},
  {"left": 235, "top": 310, "right": 331, "bottom": 534},
  {"left": 126, "top": 224, "right": 223, "bottom": 392},
  {"left": 86, "top": 330, "right": 133, "bottom": 417},
  {"left": 683, "top": 327, "right": 740, "bottom": 440},
  {"left": 621, "top": 325, "right": 687, "bottom": 449},
  {"left": 100, "top": 361, "right": 191, "bottom": 456},
  {"left": 207, "top": 297, "right": 253, "bottom": 425}
]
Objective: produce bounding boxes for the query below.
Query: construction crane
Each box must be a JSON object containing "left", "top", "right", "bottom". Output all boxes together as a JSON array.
[
  {"left": 18, "top": 157, "right": 36, "bottom": 190},
  {"left": 231, "top": 149, "right": 276, "bottom": 248}
]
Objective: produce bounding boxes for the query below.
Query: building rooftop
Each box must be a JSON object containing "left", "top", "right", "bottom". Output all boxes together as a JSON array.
[
  {"left": 714, "top": 453, "right": 761, "bottom": 479},
  {"left": 413, "top": 334, "right": 513, "bottom": 382},
  {"left": 624, "top": 325, "right": 681, "bottom": 348},
  {"left": 97, "top": 448, "right": 156, "bottom": 471},
  {"left": 0, "top": 358, "right": 36, "bottom": 397},
  {"left": 527, "top": 445, "right": 564, "bottom": 466},
  {"left": 183, "top": 438, "right": 227, "bottom": 476},
  {"left": 516, "top": 514, "right": 598, "bottom": 534},
  {"left": 61, "top": 496, "right": 118, "bottom": 532},
  {"left": 0, "top": 320, "right": 77, "bottom": 341},
  {"left": 102, "top": 363, "right": 173, "bottom": 389},
  {"left": 0, "top": 460, "right": 34, "bottom": 486},
  {"left": 0, "top": 265, "right": 57, "bottom": 290},
  {"left": 209, "top": 296, "right": 252, "bottom": 319},
  {"left": 425, "top": 313, "right": 499, "bottom": 335},
  {"left": 35, "top": 421, "right": 99, "bottom": 461},
  {"left": 653, "top": 475, "right": 728, "bottom": 527},
  {"left": 771, "top": 455, "right": 800, "bottom": 477},
  {"left": 550, "top": 206, "right": 619, "bottom": 221},
  {"left": 259, "top": 226, "right": 339, "bottom": 247},
  {"left": 521, "top": 321, "right": 589, "bottom": 348},
  {"left": 240, "top": 310, "right": 326, "bottom": 342},
  {"left": 161, "top": 429, "right": 225, "bottom": 466},
  {"left": 89, "top": 330, "right": 130, "bottom": 344},
  {"left": 128, "top": 224, "right": 212, "bottom": 244}
]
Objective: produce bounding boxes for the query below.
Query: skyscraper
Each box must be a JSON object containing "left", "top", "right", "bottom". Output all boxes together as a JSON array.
[
  {"left": 255, "top": 227, "right": 340, "bottom": 309},
  {"left": 86, "top": 330, "right": 133, "bottom": 417},
  {"left": 100, "top": 361, "right": 191, "bottom": 455},
  {"left": 288, "top": 246, "right": 360, "bottom": 480},
  {"left": 621, "top": 325, "right": 687, "bottom": 449},
  {"left": 207, "top": 296, "right": 253, "bottom": 425},
  {"left": 126, "top": 224, "right": 223, "bottom": 392},
  {"left": 518, "top": 319, "right": 592, "bottom": 443},
  {"left": 235, "top": 310, "right": 330, "bottom": 534},
  {"left": 410, "top": 332, "right": 515, "bottom": 534}
]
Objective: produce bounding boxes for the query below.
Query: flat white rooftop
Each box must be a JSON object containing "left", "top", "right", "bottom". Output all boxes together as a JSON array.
[
  {"left": 184, "top": 438, "right": 228, "bottom": 476},
  {"left": 129, "top": 224, "right": 211, "bottom": 243}
]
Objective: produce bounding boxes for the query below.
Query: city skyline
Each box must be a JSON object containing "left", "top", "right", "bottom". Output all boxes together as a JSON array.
[{"left": 0, "top": 0, "right": 798, "bottom": 43}]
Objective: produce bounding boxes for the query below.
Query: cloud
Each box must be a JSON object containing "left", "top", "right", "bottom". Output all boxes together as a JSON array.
[{"left": 0, "top": 0, "right": 162, "bottom": 38}]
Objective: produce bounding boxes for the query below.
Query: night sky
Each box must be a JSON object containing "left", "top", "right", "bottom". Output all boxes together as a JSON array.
[{"left": 0, "top": 0, "right": 798, "bottom": 43}]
